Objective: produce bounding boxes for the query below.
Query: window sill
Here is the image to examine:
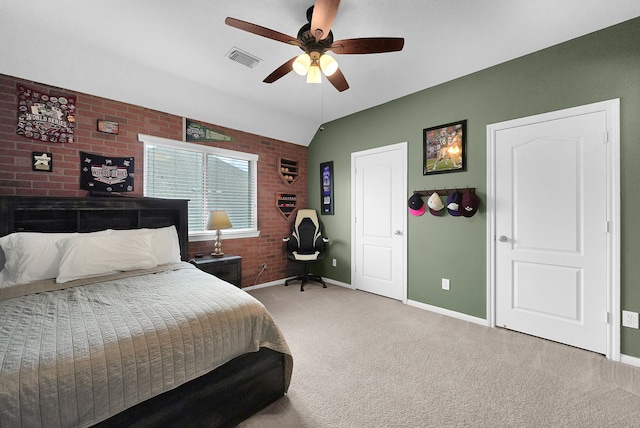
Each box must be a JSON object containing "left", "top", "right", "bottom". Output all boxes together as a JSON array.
[{"left": 189, "top": 229, "right": 260, "bottom": 242}]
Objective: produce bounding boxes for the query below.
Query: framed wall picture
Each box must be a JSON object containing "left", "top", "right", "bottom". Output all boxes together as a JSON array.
[
  {"left": 423, "top": 120, "right": 467, "bottom": 175},
  {"left": 320, "top": 161, "right": 334, "bottom": 215},
  {"left": 32, "top": 152, "right": 52, "bottom": 172}
]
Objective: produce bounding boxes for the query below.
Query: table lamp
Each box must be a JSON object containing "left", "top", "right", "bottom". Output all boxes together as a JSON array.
[{"left": 207, "top": 210, "right": 232, "bottom": 257}]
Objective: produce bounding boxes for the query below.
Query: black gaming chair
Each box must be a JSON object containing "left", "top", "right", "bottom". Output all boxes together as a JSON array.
[{"left": 283, "top": 209, "right": 329, "bottom": 291}]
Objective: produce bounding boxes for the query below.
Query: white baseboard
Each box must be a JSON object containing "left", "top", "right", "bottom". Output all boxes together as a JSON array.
[
  {"left": 620, "top": 353, "right": 640, "bottom": 368},
  {"left": 407, "top": 299, "right": 489, "bottom": 326},
  {"left": 242, "top": 278, "right": 286, "bottom": 292},
  {"left": 324, "top": 278, "right": 355, "bottom": 289},
  {"left": 407, "top": 300, "right": 640, "bottom": 367},
  {"left": 243, "top": 276, "right": 354, "bottom": 292}
]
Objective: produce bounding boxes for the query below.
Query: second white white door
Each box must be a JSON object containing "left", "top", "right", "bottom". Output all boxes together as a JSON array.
[{"left": 352, "top": 143, "right": 407, "bottom": 301}]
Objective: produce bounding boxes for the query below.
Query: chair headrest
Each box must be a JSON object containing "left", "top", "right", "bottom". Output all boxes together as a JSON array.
[{"left": 294, "top": 209, "right": 320, "bottom": 229}]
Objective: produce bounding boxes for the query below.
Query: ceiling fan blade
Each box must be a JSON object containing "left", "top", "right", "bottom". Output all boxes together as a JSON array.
[
  {"left": 311, "top": 0, "right": 341, "bottom": 42},
  {"left": 225, "top": 17, "right": 300, "bottom": 46},
  {"left": 326, "top": 67, "right": 349, "bottom": 92},
  {"left": 330, "top": 37, "right": 405, "bottom": 54},
  {"left": 263, "top": 57, "right": 297, "bottom": 83}
]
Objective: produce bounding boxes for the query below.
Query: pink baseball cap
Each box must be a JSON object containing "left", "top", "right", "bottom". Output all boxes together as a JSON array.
[{"left": 408, "top": 194, "right": 426, "bottom": 216}]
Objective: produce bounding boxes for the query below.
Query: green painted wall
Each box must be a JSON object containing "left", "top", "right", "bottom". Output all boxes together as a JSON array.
[{"left": 308, "top": 17, "right": 640, "bottom": 357}]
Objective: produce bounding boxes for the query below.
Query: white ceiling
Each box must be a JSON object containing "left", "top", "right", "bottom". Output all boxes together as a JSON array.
[{"left": 2, "top": 1, "right": 639, "bottom": 146}]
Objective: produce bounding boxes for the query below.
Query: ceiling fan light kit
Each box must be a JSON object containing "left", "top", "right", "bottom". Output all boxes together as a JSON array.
[
  {"left": 225, "top": 0, "right": 404, "bottom": 92},
  {"left": 294, "top": 51, "right": 338, "bottom": 81}
]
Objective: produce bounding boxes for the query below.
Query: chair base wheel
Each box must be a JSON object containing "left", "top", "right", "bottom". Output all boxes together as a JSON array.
[{"left": 285, "top": 273, "right": 326, "bottom": 292}]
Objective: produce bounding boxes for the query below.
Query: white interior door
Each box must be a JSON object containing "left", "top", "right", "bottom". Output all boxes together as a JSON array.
[
  {"left": 488, "top": 100, "right": 619, "bottom": 356},
  {"left": 352, "top": 143, "right": 407, "bottom": 301}
]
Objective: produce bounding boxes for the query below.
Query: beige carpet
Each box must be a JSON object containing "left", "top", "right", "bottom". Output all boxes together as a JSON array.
[{"left": 240, "top": 283, "right": 640, "bottom": 427}]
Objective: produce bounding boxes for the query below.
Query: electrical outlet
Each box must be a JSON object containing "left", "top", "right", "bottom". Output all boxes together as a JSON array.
[
  {"left": 261, "top": 263, "right": 267, "bottom": 270},
  {"left": 442, "top": 278, "right": 450, "bottom": 291},
  {"left": 622, "top": 310, "right": 639, "bottom": 329},
  {"left": 332, "top": 258, "right": 337, "bottom": 267}
]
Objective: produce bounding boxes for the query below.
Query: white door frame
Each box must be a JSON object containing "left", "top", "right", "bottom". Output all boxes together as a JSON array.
[
  {"left": 351, "top": 142, "right": 408, "bottom": 303},
  {"left": 486, "top": 99, "right": 620, "bottom": 360}
]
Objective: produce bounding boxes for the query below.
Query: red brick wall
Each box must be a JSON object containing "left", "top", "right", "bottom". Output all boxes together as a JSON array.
[{"left": 0, "top": 74, "right": 307, "bottom": 287}]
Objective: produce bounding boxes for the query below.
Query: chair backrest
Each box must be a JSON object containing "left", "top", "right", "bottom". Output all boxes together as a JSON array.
[{"left": 289, "top": 209, "right": 324, "bottom": 254}]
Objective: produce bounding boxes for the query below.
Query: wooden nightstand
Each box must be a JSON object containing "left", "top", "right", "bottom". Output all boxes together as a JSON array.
[{"left": 190, "top": 254, "right": 242, "bottom": 288}]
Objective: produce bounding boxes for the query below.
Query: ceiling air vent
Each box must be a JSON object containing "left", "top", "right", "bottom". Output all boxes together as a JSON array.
[{"left": 227, "top": 47, "right": 261, "bottom": 69}]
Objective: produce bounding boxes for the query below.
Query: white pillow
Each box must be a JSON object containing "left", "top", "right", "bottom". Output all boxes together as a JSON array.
[
  {"left": 0, "top": 230, "right": 112, "bottom": 288},
  {"left": 0, "top": 232, "right": 73, "bottom": 287},
  {"left": 56, "top": 233, "right": 158, "bottom": 283},
  {"left": 110, "top": 226, "right": 181, "bottom": 264},
  {"left": 0, "top": 269, "right": 11, "bottom": 289}
]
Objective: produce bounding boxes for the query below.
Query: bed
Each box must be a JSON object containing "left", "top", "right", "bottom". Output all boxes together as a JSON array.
[{"left": 0, "top": 195, "right": 293, "bottom": 427}]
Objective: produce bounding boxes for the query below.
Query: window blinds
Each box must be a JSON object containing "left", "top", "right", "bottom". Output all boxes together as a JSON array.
[{"left": 144, "top": 143, "right": 256, "bottom": 233}]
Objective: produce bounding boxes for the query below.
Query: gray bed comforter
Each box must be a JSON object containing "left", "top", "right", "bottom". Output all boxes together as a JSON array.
[{"left": 0, "top": 262, "right": 292, "bottom": 427}]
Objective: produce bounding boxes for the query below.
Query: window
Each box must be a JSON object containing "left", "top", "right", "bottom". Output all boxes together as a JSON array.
[{"left": 139, "top": 134, "right": 259, "bottom": 241}]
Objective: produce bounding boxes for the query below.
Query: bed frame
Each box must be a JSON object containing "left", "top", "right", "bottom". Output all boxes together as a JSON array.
[{"left": 0, "top": 195, "right": 285, "bottom": 427}]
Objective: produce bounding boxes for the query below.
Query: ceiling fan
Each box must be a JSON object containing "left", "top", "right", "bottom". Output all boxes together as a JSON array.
[{"left": 225, "top": 0, "right": 404, "bottom": 92}]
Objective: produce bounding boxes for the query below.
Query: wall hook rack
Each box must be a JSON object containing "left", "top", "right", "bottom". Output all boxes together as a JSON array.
[{"left": 413, "top": 187, "right": 475, "bottom": 197}]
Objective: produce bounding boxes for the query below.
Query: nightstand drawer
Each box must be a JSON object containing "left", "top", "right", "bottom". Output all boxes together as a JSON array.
[
  {"left": 200, "top": 262, "right": 239, "bottom": 283},
  {"left": 190, "top": 255, "right": 242, "bottom": 288}
]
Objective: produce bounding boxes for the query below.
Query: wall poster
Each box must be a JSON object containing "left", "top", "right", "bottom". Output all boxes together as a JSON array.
[
  {"left": 80, "top": 151, "right": 134, "bottom": 193},
  {"left": 16, "top": 83, "right": 76, "bottom": 143}
]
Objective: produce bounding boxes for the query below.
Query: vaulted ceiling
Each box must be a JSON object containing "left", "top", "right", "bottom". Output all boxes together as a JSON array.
[{"left": 2, "top": 1, "right": 639, "bottom": 146}]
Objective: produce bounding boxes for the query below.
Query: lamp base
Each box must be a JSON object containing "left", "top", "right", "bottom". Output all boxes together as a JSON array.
[{"left": 212, "top": 230, "right": 224, "bottom": 257}]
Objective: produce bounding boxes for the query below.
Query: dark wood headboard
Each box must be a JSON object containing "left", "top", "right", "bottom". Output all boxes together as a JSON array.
[{"left": 0, "top": 196, "right": 189, "bottom": 261}]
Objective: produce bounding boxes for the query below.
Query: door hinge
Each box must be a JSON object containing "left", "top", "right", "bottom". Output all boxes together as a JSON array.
[
  {"left": 606, "top": 311, "right": 611, "bottom": 324},
  {"left": 604, "top": 131, "right": 609, "bottom": 144},
  {"left": 605, "top": 221, "right": 610, "bottom": 233}
]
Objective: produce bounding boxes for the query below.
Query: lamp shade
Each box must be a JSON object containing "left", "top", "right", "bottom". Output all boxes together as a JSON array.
[
  {"left": 319, "top": 54, "right": 338, "bottom": 76},
  {"left": 293, "top": 53, "right": 311, "bottom": 75},
  {"left": 306, "top": 64, "right": 322, "bottom": 84},
  {"left": 207, "top": 210, "right": 232, "bottom": 230}
]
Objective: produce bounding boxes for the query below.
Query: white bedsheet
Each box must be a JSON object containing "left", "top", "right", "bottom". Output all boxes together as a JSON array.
[{"left": 0, "top": 262, "right": 292, "bottom": 427}]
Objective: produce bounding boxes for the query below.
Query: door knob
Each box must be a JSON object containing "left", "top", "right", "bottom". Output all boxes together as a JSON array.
[
  {"left": 498, "top": 235, "right": 508, "bottom": 242},
  {"left": 394, "top": 230, "right": 403, "bottom": 236}
]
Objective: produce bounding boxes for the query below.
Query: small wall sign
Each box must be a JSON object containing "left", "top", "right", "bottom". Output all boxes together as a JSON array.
[
  {"left": 185, "top": 118, "right": 234, "bottom": 142},
  {"left": 97, "top": 119, "right": 119, "bottom": 135}
]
